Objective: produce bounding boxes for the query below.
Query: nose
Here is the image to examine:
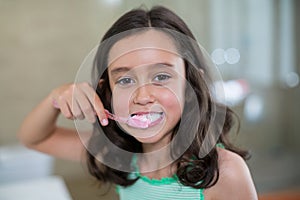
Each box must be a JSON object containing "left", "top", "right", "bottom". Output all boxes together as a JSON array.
[{"left": 133, "top": 84, "right": 155, "bottom": 105}]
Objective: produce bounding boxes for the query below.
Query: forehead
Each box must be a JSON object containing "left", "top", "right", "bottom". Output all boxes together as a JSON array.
[{"left": 108, "top": 30, "right": 179, "bottom": 68}]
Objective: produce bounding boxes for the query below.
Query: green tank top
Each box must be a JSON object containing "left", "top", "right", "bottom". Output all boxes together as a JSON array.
[
  {"left": 116, "top": 175, "right": 204, "bottom": 200},
  {"left": 116, "top": 154, "right": 204, "bottom": 200},
  {"left": 116, "top": 143, "right": 225, "bottom": 200}
]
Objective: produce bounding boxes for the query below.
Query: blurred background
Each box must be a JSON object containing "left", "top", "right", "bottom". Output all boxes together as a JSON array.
[{"left": 0, "top": 0, "right": 299, "bottom": 199}]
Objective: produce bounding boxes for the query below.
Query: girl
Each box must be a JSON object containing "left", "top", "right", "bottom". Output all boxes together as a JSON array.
[{"left": 18, "top": 6, "right": 257, "bottom": 199}]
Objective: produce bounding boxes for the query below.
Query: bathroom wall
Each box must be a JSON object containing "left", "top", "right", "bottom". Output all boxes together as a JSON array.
[{"left": 0, "top": 0, "right": 299, "bottom": 198}]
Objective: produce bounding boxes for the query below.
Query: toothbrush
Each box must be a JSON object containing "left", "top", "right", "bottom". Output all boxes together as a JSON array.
[
  {"left": 105, "top": 110, "right": 151, "bottom": 129},
  {"left": 52, "top": 99, "right": 150, "bottom": 128}
]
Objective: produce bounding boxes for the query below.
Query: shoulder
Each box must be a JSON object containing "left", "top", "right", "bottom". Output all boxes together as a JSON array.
[
  {"left": 204, "top": 148, "right": 258, "bottom": 200},
  {"left": 218, "top": 147, "right": 248, "bottom": 178}
]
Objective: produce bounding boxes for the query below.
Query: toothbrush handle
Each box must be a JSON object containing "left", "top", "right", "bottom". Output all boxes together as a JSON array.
[
  {"left": 52, "top": 99, "right": 60, "bottom": 109},
  {"left": 104, "top": 110, "right": 128, "bottom": 123},
  {"left": 105, "top": 110, "right": 115, "bottom": 120}
]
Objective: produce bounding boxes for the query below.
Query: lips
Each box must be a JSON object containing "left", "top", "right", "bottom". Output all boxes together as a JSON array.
[{"left": 127, "top": 112, "right": 164, "bottom": 129}]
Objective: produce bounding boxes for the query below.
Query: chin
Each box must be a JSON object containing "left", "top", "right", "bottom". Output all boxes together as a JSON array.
[
  {"left": 135, "top": 136, "right": 160, "bottom": 144},
  {"left": 135, "top": 130, "right": 173, "bottom": 147}
]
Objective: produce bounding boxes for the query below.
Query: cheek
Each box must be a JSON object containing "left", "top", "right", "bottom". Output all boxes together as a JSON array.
[
  {"left": 158, "top": 86, "right": 185, "bottom": 117},
  {"left": 111, "top": 88, "right": 132, "bottom": 115},
  {"left": 163, "top": 80, "right": 186, "bottom": 110}
]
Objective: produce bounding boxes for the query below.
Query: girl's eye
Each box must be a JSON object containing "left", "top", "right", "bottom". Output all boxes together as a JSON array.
[
  {"left": 116, "top": 77, "right": 135, "bottom": 86},
  {"left": 153, "top": 74, "right": 171, "bottom": 83}
]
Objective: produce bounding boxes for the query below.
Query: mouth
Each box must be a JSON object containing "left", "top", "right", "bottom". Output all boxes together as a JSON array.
[{"left": 127, "top": 112, "right": 164, "bottom": 129}]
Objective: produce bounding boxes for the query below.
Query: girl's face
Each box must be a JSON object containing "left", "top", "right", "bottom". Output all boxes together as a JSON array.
[{"left": 107, "top": 30, "right": 185, "bottom": 144}]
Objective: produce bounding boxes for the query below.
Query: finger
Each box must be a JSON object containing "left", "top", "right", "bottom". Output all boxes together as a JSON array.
[
  {"left": 64, "top": 90, "right": 78, "bottom": 120},
  {"left": 58, "top": 96, "right": 74, "bottom": 120},
  {"left": 74, "top": 87, "right": 96, "bottom": 123},
  {"left": 94, "top": 95, "right": 108, "bottom": 126},
  {"left": 71, "top": 99, "right": 84, "bottom": 120},
  {"left": 81, "top": 82, "right": 108, "bottom": 126}
]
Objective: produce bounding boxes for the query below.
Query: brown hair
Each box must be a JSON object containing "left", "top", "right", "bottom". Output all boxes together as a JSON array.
[{"left": 87, "top": 5, "right": 249, "bottom": 189}]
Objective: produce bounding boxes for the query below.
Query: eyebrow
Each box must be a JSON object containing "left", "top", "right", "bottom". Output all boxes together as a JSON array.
[
  {"left": 110, "top": 67, "right": 131, "bottom": 77},
  {"left": 110, "top": 62, "right": 174, "bottom": 77}
]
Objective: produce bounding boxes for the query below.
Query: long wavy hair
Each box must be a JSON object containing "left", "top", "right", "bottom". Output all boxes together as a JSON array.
[{"left": 86, "top": 5, "right": 249, "bottom": 189}]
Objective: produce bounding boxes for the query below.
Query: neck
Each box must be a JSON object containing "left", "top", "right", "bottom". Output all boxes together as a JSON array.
[
  {"left": 138, "top": 149, "right": 177, "bottom": 179},
  {"left": 138, "top": 134, "right": 176, "bottom": 177},
  {"left": 142, "top": 132, "right": 172, "bottom": 153}
]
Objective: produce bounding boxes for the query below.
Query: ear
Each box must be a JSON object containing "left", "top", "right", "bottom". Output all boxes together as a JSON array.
[{"left": 98, "top": 79, "right": 105, "bottom": 88}]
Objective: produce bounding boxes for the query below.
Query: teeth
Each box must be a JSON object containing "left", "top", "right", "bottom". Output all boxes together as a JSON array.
[
  {"left": 127, "top": 113, "right": 163, "bottom": 129},
  {"left": 135, "top": 115, "right": 148, "bottom": 122},
  {"left": 131, "top": 113, "right": 162, "bottom": 123},
  {"left": 147, "top": 113, "right": 162, "bottom": 122}
]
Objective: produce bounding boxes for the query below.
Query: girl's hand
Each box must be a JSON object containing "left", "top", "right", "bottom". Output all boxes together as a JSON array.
[{"left": 50, "top": 82, "right": 108, "bottom": 126}]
